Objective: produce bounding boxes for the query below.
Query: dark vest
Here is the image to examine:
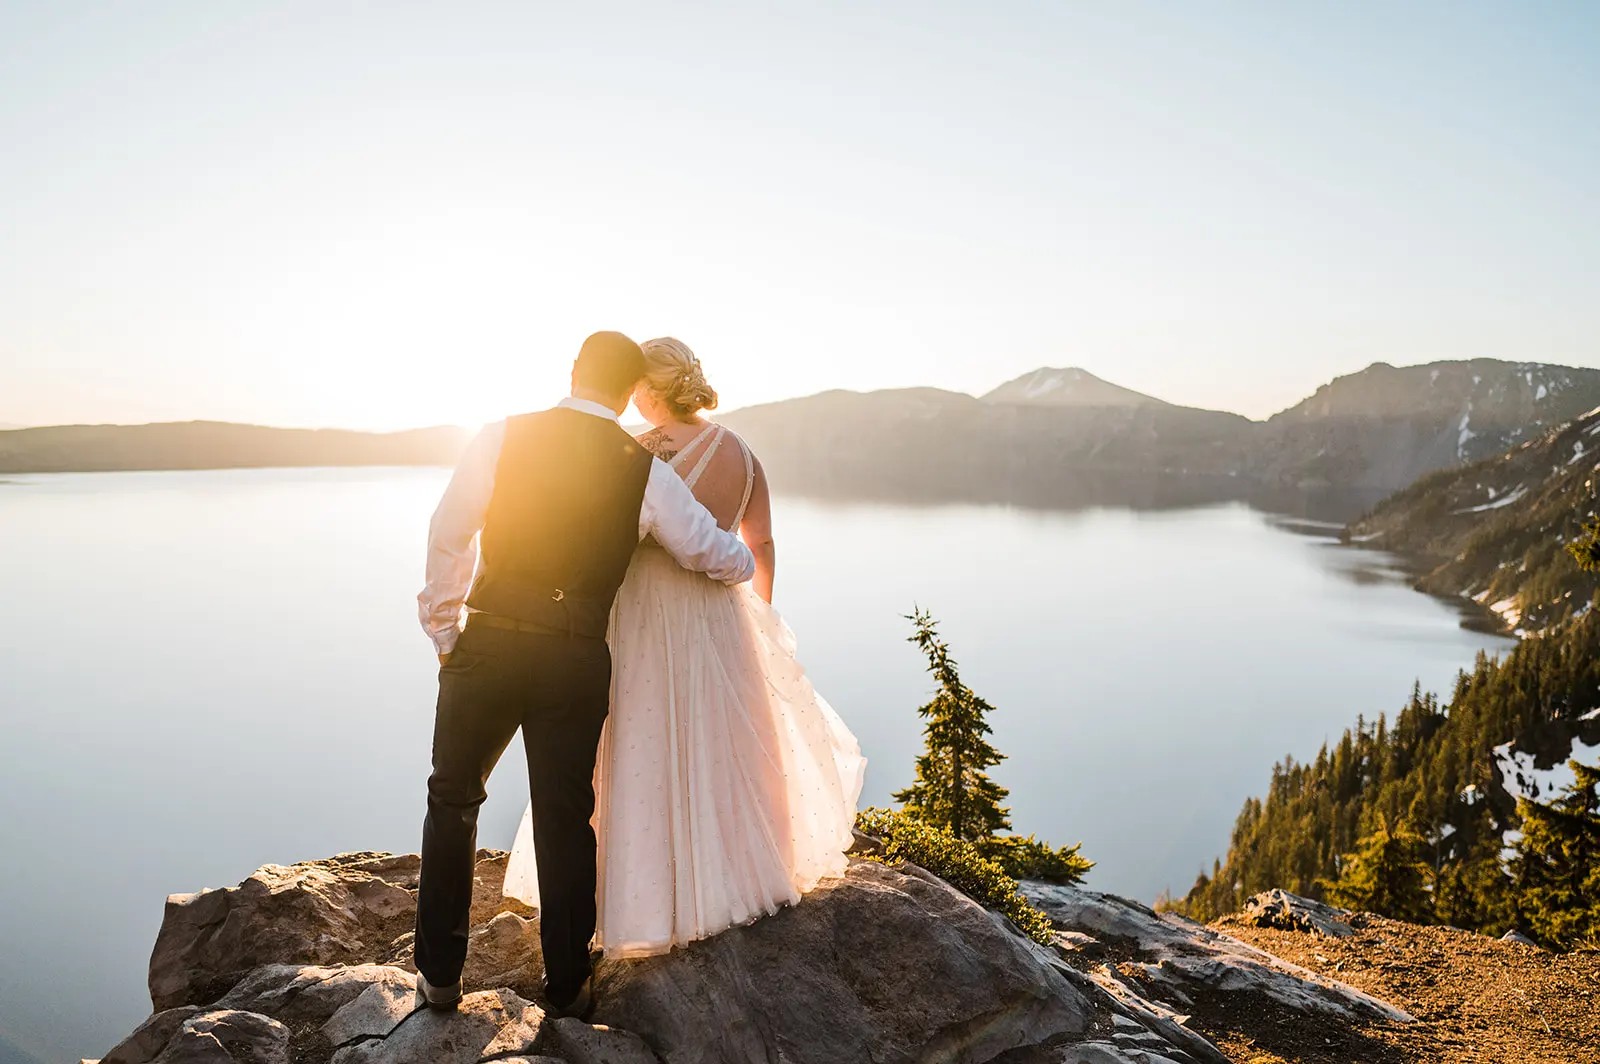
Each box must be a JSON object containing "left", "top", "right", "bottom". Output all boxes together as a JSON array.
[{"left": 465, "top": 407, "right": 653, "bottom": 638}]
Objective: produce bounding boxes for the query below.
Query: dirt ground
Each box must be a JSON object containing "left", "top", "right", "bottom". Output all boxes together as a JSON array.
[{"left": 1201, "top": 912, "right": 1600, "bottom": 1064}]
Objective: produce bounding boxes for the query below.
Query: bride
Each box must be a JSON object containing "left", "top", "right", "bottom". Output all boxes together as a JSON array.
[{"left": 504, "top": 337, "right": 866, "bottom": 958}]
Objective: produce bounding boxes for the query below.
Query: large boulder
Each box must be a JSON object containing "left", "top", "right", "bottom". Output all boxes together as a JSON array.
[
  {"left": 1022, "top": 881, "right": 1413, "bottom": 1025},
  {"left": 121, "top": 849, "right": 1259, "bottom": 1064},
  {"left": 212, "top": 964, "right": 416, "bottom": 1027},
  {"left": 105, "top": 1009, "right": 290, "bottom": 1064},
  {"left": 147, "top": 851, "right": 525, "bottom": 1010},
  {"left": 103, "top": 1009, "right": 204, "bottom": 1064},
  {"left": 591, "top": 861, "right": 1094, "bottom": 1063}
]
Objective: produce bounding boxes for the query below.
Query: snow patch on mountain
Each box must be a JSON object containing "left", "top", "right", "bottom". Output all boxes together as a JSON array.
[
  {"left": 1493, "top": 731, "right": 1600, "bottom": 865},
  {"left": 1493, "top": 736, "right": 1600, "bottom": 804},
  {"left": 1024, "top": 373, "right": 1068, "bottom": 399},
  {"left": 1453, "top": 485, "right": 1527, "bottom": 514},
  {"left": 1474, "top": 590, "right": 1522, "bottom": 627},
  {"left": 1457, "top": 405, "right": 1476, "bottom": 459}
]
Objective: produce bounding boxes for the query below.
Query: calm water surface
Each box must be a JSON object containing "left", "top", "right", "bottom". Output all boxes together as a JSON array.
[{"left": 0, "top": 468, "right": 1511, "bottom": 1062}]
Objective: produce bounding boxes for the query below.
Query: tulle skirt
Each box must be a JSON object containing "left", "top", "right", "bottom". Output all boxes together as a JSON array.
[{"left": 503, "top": 543, "right": 866, "bottom": 957}]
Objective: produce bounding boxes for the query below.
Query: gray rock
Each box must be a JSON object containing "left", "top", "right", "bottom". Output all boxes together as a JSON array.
[
  {"left": 1241, "top": 889, "right": 1354, "bottom": 938},
  {"left": 320, "top": 975, "right": 420, "bottom": 1046},
  {"left": 380, "top": 909, "right": 543, "bottom": 998},
  {"left": 148, "top": 858, "right": 411, "bottom": 1011},
  {"left": 467, "top": 910, "right": 543, "bottom": 991},
  {"left": 1055, "top": 930, "right": 1100, "bottom": 952},
  {"left": 1044, "top": 961, "right": 1222, "bottom": 1064},
  {"left": 148, "top": 851, "right": 512, "bottom": 1010},
  {"left": 329, "top": 989, "right": 543, "bottom": 1064},
  {"left": 592, "top": 860, "right": 1094, "bottom": 1064},
  {"left": 214, "top": 964, "right": 414, "bottom": 1024},
  {"left": 148, "top": 1011, "right": 289, "bottom": 1064},
  {"left": 543, "top": 1017, "right": 662, "bottom": 1063},
  {"left": 102, "top": 1007, "right": 202, "bottom": 1064},
  {"left": 1055, "top": 1044, "right": 1166, "bottom": 1064},
  {"left": 1021, "top": 881, "right": 1413, "bottom": 1025},
  {"left": 1500, "top": 929, "right": 1539, "bottom": 947},
  {"left": 119, "top": 850, "right": 1226, "bottom": 1064}
]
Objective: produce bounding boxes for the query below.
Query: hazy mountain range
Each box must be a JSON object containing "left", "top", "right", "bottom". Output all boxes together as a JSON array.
[
  {"left": 722, "top": 358, "right": 1600, "bottom": 502},
  {"left": 5, "top": 360, "right": 1599, "bottom": 505}
]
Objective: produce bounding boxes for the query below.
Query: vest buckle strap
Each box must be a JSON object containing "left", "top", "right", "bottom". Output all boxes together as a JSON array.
[{"left": 551, "top": 589, "right": 565, "bottom": 602}]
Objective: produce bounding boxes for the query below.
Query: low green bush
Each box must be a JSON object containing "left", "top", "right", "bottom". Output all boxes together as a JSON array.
[
  {"left": 982, "top": 833, "right": 1093, "bottom": 885},
  {"left": 854, "top": 807, "right": 1057, "bottom": 945}
]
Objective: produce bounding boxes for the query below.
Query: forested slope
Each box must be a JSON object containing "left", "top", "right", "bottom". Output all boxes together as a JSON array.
[{"left": 1181, "top": 409, "right": 1600, "bottom": 944}]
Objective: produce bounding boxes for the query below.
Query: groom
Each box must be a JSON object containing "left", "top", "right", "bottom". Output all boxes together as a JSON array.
[{"left": 413, "top": 331, "right": 755, "bottom": 1017}]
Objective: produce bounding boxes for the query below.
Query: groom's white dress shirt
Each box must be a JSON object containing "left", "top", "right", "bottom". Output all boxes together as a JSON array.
[{"left": 418, "top": 396, "right": 756, "bottom": 655}]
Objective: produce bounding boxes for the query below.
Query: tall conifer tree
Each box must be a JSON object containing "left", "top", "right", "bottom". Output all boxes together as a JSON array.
[
  {"left": 1509, "top": 760, "right": 1600, "bottom": 949},
  {"left": 1320, "top": 815, "right": 1435, "bottom": 923},
  {"left": 1569, "top": 519, "right": 1600, "bottom": 572},
  {"left": 894, "top": 609, "right": 1011, "bottom": 842}
]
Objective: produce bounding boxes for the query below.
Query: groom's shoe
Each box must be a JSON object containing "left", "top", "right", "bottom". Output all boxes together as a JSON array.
[
  {"left": 545, "top": 977, "right": 594, "bottom": 1022},
  {"left": 415, "top": 972, "right": 463, "bottom": 1011}
]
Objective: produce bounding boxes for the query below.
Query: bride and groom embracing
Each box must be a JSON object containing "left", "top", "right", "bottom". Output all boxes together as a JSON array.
[{"left": 413, "top": 331, "right": 867, "bottom": 1019}]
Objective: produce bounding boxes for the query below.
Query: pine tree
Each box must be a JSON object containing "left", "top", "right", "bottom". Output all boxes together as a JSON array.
[
  {"left": 1320, "top": 815, "right": 1435, "bottom": 923},
  {"left": 1569, "top": 519, "right": 1600, "bottom": 572},
  {"left": 1435, "top": 830, "right": 1515, "bottom": 934},
  {"left": 894, "top": 608, "right": 1011, "bottom": 842},
  {"left": 1509, "top": 760, "right": 1600, "bottom": 949}
]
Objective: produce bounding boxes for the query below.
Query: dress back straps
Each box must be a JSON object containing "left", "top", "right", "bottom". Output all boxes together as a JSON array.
[
  {"left": 680, "top": 425, "right": 726, "bottom": 490},
  {"left": 730, "top": 431, "right": 756, "bottom": 530},
  {"left": 668, "top": 421, "right": 756, "bottom": 530},
  {"left": 667, "top": 421, "right": 720, "bottom": 473}
]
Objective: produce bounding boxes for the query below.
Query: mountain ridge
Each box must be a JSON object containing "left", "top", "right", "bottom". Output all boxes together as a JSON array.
[
  {"left": 726, "top": 357, "right": 1600, "bottom": 501},
  {"left": 7, "top": 359, "right": 1600, "bottom": 501}
]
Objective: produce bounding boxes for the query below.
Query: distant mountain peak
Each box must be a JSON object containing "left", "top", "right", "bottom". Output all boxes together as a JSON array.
[{"left": 982, "top": 367, "right": 1167, "bottom": 408}]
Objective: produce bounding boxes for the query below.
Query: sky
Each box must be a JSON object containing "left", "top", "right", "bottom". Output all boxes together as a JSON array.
[{"left": 1, "top": 1, "right": 1596, "bottom": 430}]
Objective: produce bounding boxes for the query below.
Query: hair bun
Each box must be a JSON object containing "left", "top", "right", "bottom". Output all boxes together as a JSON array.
[
  {"left": 641, "top": 337, "right": 719, "bottom": 415},
  {"left": 672, "top": 363, "right": 718, "bottom": 412}
]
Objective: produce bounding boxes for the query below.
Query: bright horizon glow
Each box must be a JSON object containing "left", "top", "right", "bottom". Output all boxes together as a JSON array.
[{"left": 2, "top": 3, "right": 1597, "bottom": 431}]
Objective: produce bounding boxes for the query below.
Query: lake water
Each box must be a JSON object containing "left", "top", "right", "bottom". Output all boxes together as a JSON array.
[{"left": 0, "top": 468, "right": 1511, "bottom": 1063}]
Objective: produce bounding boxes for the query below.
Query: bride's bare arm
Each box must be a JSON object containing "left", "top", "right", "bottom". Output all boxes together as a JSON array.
[{"left": 740, "top": 456, "right": 776, "bottom": 603}]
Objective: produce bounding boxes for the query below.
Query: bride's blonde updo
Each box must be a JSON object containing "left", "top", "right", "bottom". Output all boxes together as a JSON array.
[{"left": 639, "top": 337, "right": 719, "bottom": 418}]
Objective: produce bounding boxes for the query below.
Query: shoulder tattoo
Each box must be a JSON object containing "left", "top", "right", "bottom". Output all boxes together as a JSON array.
[{"left": 638, "top": 428, "right": 679, "bottom": 461}]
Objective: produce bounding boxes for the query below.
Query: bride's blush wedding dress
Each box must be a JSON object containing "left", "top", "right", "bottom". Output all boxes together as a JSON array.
[{"left": 503, "top": 423, "right": 866, "bottom": 957}]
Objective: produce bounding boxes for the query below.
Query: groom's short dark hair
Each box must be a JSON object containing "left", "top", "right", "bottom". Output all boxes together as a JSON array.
[{"left": 573, "top": 331, "right": 647, "bottom": 397}]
